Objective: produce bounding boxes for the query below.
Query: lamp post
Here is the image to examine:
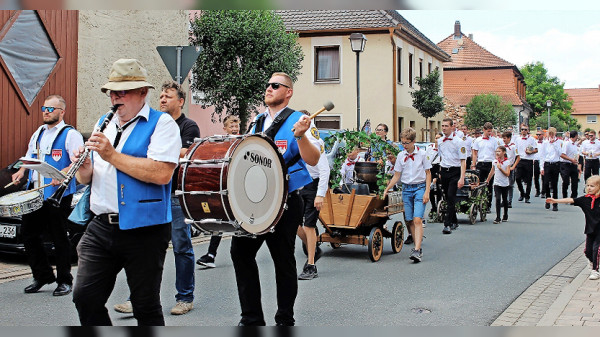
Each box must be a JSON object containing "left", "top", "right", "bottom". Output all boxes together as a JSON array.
[
  {"left": 349, "top": 33, "right": 367, "bottom": 130},
  {"left": 546, "top": 99, "right": 552, "bottom": 130}
]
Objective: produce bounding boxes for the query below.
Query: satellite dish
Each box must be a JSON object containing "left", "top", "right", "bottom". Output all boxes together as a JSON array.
[{"left": 457, "top": 39, "right": 464, "bottom": 46}]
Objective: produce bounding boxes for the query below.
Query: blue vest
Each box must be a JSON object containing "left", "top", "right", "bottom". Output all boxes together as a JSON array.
[
  {"left": 253, "top": 110, "right": 312, "bottom": 192},
  {"left": 98, "top": 108, "right": 172, "bottom": 230},
  {"left": 28, "top": 126, "right": 77, "bottom": 200}
]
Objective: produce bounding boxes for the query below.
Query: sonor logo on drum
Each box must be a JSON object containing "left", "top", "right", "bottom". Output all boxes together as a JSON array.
[{"left": 244, "top": 151, "right": 272, "bottom": 168}]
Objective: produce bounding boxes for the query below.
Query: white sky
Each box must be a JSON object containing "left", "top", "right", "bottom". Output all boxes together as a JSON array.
[{"left": 399, "top": 10, "right": 600, "bottom": 89}]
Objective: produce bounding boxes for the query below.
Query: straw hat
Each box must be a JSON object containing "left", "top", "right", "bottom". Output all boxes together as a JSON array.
[{"left": 101, "top": 59, "right": 155, "bottom": 93}]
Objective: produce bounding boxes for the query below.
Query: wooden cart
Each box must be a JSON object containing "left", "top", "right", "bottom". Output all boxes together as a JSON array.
[{"left": 317, "top": 188, "right": 405, "bottom": 262}]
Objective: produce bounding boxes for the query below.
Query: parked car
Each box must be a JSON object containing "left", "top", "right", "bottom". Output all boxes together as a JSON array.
[{"left": 0, "top": 160, "right": 86, "bottom": 258}]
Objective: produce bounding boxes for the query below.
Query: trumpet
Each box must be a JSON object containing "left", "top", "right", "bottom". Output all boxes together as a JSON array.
[{"left": 47, "top": 104, "right": 121, "bottom": 208}]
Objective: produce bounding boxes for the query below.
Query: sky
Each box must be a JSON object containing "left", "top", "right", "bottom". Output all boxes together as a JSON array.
[{"left": 399, "top": 10, "right": 600, "bottom": 89}]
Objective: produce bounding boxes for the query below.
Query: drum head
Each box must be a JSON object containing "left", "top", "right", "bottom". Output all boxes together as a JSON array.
[{"left": 227, "top": 135, "right": 287, "bottom": 234}]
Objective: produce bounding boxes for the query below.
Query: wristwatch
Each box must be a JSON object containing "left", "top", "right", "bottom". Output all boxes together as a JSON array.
[{"left": 294, "top": 134, "right": 303, "bottom": 141}]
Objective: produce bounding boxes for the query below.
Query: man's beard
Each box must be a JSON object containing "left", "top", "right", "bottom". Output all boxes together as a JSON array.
[
  {"left": 43, "top": 116, "right": 59, "bottom": 125},
  {"left": 265, "top": 95, "right": 284, "bottom": 107}
]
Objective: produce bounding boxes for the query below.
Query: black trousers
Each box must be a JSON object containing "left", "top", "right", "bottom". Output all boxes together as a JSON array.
[
  {"left": 72, "top": 218, "right": 171, "bottom": 326},
  {"left": 493, "top": 185, "right": 509, "bottom": 220},
  {"left": 21, "top": 195, "right": 73, "bottom": 285},
  {"left": 584, "top": 159, "right": 599, "bottom": 182},
  {"left": 230, "top": 191, "right": 303, "bottom": 326},
  {"left": 300, "top": 178, "right": 319, "bottom": 228},
  {"left": 585, "top": 230, "right": 600, "bottom": 271},
  {"left": 207, "top": 235, "right": 222, "bottom": 256},
  {"left": 543, "top": 162, "right": 560, "bottom": 201},
  {"left": 429, "top": 164, "right": 441, "bottom": 212},
  {"left": 515, "top": 159, "right": 534, "bottom": 199},
  {"left": 533, "top": 160, "right": 541, "bottom": 194},
  {"left": 440, "top": 166, "right": 460, "bottom": 227},
  {"left": 560, "top": 162, "right": 579, "bottom": 199},
  {"left": 476, "top": 162, "right": 493, "bottom": 206}
]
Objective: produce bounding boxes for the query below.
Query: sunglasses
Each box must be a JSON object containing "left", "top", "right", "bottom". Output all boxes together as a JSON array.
[
  {"left": 375, "top": 128, "right": 386, "bottom": 132},
  {"left": 41, "top": 106, "right": 64, "bottom": 113},
  {"left": 265, "top": 82, "right": 290, "bottom": 90},
  {"left": 106, "top": 90, "right": 135, "bottom": 98}
]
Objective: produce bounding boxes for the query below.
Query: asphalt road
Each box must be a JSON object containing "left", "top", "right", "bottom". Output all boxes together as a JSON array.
[{"left": 0, "top": 185, "right": 587, "bottom": 326}]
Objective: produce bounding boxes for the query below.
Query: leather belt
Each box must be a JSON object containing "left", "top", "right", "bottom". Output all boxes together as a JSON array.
[{"left": 96, "top": 213, "right": 119, "bottom": 225}]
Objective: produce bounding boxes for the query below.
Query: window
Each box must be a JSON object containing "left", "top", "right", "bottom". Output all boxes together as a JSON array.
[
  {"left": 428, "top": 62, "right": 432, "bottom": 74},
  {"left": 408, "top": 53, "right": 414, "bottom": 87},
  {"left": 315, "top": 46, "right": 340, "bottom": 82},
  {"left": 314, "top": 115, "right": 340, "bottom": 129},
  {"left": 588, "top": 116, "right": 597, "bottom": 123},
  {"left": 397, "top": 47, "right": 402, "bottom": 84},
  {"left": 419, "top": 58, "right": 423, "bottom": 79},
  {"left": 410, "top": 121, "right": 415, "bottom": 129}
]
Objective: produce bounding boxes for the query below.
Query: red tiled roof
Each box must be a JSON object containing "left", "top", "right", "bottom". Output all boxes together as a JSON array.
[
  {"left": 437, "top": 33, "right": 514, "bottom": 69},
  {"left": 565, "top": 88, "right": 600, "bottom": 115},
  {"left": 275, "top": 10, "right": 449, "bottom": 59},
  {"left": 444, "top": 69, "right": 525, "bottom": 106}
]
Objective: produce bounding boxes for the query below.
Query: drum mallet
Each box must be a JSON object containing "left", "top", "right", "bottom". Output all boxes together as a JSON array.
[
  {"left": 4, "top": 181, "right": 17, "bottom": 189},
  {"left": 292, "top": 101, "right": 335, "bottom": 132},
  {"left": 19, "top": 183, "right": 53, "bottom": 195}
]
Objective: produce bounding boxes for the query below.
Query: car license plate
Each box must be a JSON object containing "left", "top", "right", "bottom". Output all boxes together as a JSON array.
[{"left": 0, "top": 224, "right": 16, "bottom": 238}]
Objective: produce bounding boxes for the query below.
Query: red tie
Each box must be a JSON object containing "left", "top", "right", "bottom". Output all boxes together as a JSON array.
[
  {"left": 443, "top": 137, "right": 452, "bottom": 142},
  {"left": 498, "top": 158, "right": 506, "bottom": 165},
  {"left": 404, "top": 153, "right": 415, "bottom": 162},
  {"left": 591, "top": 141, "right": 595, "bottom": 144},
  {"left": 522, "top": 137, "right": 527, "bottom": 140},
  {"left": 346, "top": 160, "right": 356, "bottom": 166},
  {"left": 483, "top": 137, "right": 489, "bottom": 140},
  {"left": 586, "top": 194, "right": 598, "bottom": 208}
]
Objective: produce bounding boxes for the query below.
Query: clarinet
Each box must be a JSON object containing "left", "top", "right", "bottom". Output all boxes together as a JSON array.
[{"left": 47, "top": 104, "right": 121, "bottom": 208}]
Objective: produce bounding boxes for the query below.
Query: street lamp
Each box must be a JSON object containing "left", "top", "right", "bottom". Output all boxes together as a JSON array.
[
  {"left": 546, "top": 99, "right": 552, "bottom": 130},
  {"left": 349, "top": 33, "right": 367, "bottom": 130}
]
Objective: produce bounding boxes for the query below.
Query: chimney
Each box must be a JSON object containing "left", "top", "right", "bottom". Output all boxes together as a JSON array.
[
  {"left": 454, "top": 20, "right": 461, "bottom": 38},
  {"left": 468, "top": 33, "right": 473, "bottom": 40}
]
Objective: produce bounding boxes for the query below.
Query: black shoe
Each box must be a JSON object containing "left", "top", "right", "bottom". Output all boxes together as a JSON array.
[
  {"left": 24, "top": 279, "right": 54, "bottom": 294},
  {"left": 450, "top": 223, "right": 459, "bottom": 230},
  {"left": 507, "top": 203, "right": 512, "bottom": 208},
  {"left": 53, "top": 283, "right": 72, "bottom": 296},
  {"left": 404, "top": 235, "right": 414, "bottom": 245},
  {"left": 493, "top": 218, "right": 501, "bottom": 224},
  {"left": 502, "top": 215, "right": 508, "bottom": 222},
  {"left": 534, "top": 192, "right": 540, "bottom": 197},
  {"left": 545, "top": 203, "right": 550, "bottom": 210},
  {"left": 518, "top": 196, "right": 524, "bottom": 201},
  {"left": 196, "top": 254, "right": 216, "bottom": 268},
  {"left": 540, "top": 193, "right": 546, "bottom": 198},
  {"left": 552, "top": 204, "right": 558, "bottom": 211},
  {"left": 298, "top": 264, "right": 318, "bottom": 280},
  {"left": 525, "top": 198, "right": 531, "bottom": 204},
  {"left": 442, "top": 226, "right": 452, "bottom": 234}
]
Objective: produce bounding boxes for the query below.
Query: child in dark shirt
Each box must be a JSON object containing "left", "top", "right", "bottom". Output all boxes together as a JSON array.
[{"left": 547, "top": 175, "right": 600, "bottom": 280}]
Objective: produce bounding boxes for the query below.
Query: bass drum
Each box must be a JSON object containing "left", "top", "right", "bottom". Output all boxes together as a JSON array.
[{"left": 177, "top": 134, "right": 288, "bottom": 236}]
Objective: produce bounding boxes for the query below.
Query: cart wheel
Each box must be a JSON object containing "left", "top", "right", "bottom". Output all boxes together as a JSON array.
[
  {"left": 330, "top": 242, "right": 341, "bottom": 249},
  {"left": 391, "top": 221, "right": 404, "bottom": 253},
  {"left": 368, "top": 227, "right": 384, "bottom": 262},
  {"left": 436, "top": 200, "right": 446, "bottom": 222},
  {"left": 468, "top": 203, "right": 477, "bottom": 225}
]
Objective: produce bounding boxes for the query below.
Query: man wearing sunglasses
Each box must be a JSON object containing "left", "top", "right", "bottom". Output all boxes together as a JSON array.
[
  {"left": 230, "top": 72, "right": 320, "bottom": 326},
  {"left": 11, "top": 95, "right": 84, "bottom": 297},
  {"left": 515, "top": 124, "right": 538, "bottom": 203}
]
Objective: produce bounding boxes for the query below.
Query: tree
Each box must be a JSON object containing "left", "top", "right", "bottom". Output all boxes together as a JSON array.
[
  {"left": 410, "top": 69, "right": 444, "bottom": 141},
  {"left": 463, "top": 94, "right": 517, "bottom": 129},
  {"left": 189, "top": 10, "right": 304, "bottom": 126},
  {"left": 520, "top": 61, "right": 578, "bottom": 130}
]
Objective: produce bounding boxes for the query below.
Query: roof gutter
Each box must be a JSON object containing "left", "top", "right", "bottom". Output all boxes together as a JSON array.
[{"left": 390, "top": 27, "right": 398, "bottom": 141}]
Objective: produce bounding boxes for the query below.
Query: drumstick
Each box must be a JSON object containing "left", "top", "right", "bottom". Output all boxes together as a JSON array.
[
  {"left": 19, "top": 183, "right": 53, "bottom": 195},
  {"left": 291, "top": 101, "right": 335, "bottom": 133},
  {"left": 4, "top": 181, "right": 17, "bottom": 188}
]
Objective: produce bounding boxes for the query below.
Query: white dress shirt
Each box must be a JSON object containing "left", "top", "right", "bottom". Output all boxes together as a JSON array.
[
  {"left": 560, "top": 140, "right": 579, "bottom": 163},
  {"left": 539, "top": 138, "right": 563, "bottom": 170},
  {"left": 305, "top": 139, "right": 330, "bottom": 197},
  {"left": 492, "top": 159, "right": 511, "bottom": 187},
  {"left": 472, "top": 136, "right": 498, "bottom": 162},
  {"left": 515, "top": 135, "right": 538, "bottom": 161},
  {"left": 581, "top": 139, "right": 600, "bottom": 160},
  {"left": 90, "top": 104, "right": 181, "bottom": 215},
  {"left": 24, "top": 120, "right": 84, "bottom": 187},
  {"left": 393, "top": 148, "right": 432, "bottom": 185},
  {"left": 438, "top": 135, "right": 467, "bottom": 168}
]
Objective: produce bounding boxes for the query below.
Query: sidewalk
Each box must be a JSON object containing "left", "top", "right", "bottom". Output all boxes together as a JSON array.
[{"left": 492, "top": 242, "right": 600, "bottom": 326}]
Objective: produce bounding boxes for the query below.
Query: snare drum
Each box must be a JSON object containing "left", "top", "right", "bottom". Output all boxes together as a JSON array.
[
  {"left": 177, "top": 134, "right": 288, "bottom": 236},
  {"left": 0, "top": 191, "right": 43, "bottom": 217}
]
